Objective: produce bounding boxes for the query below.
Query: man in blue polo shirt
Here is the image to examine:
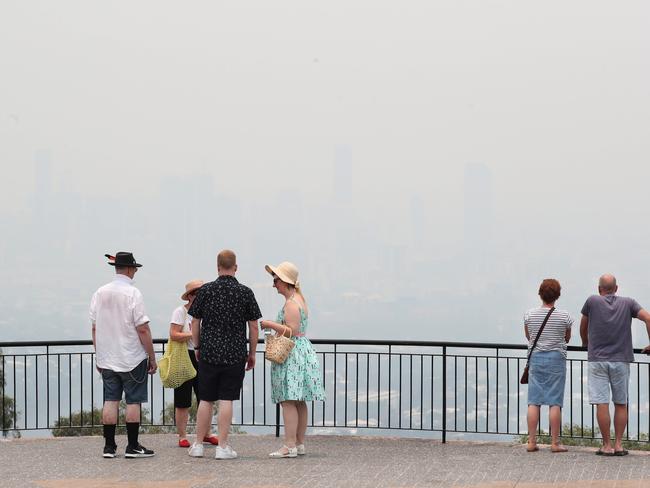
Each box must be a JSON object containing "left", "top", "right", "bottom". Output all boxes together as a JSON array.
[{"left": 580, "top": 274, "right": 650, "bottom": 456}]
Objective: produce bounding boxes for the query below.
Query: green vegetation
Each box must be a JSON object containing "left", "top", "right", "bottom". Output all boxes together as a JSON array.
[
  {"left": 518, "top": 424, "right": 650, "bottom": 451},
  {"left": 1, "top": 349, "right": 18, "bottom": 437},
  {"left": 52, "top": 402, "right": 172, "bottom": 437},
  {"left": 52, "top": 399, "right": 243, "bottom": 436}
]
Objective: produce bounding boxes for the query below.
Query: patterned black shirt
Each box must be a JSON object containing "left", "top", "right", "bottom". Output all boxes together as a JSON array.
[{"left": 188, "top": 275, "right": 262, "bottom": 366}]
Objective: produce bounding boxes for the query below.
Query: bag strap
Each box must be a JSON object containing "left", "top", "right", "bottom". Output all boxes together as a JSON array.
[
  {"left": 525, "top": 307, "right": 555, "bottom": 364},
  {"left": 280, "top": 325, "right": 293, "bottom": 338}
]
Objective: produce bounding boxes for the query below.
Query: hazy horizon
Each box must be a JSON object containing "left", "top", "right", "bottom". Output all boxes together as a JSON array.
[{"left": 2, "top": 2, "right": 650, "bottom": 349}]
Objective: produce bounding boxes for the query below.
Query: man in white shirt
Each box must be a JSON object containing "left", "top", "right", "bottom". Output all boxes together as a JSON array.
[{"left": 90, "top": 252, "right": 157, "bottom": 458}]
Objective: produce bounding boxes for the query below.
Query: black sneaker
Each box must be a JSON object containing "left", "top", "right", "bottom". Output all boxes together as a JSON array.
[
  {"left": 125, "top": 444, "right": 155, "bottom": 458},
  {"left": 103, "top": 444, "right": 117, "bottom": 458}
]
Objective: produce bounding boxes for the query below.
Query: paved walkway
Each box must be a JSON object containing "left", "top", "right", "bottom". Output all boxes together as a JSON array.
[{"left": 1, "top": 434, "right": 650, "bottom": 487}]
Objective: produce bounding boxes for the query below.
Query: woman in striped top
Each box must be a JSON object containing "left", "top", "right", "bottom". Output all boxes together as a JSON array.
[{"left": 524, "top": 278, "right": 573, "bottom": 453}]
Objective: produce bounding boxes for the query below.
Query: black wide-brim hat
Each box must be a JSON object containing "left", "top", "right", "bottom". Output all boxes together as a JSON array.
[{"left": 105, "top": 252, "right": 143, "bottom": 267}]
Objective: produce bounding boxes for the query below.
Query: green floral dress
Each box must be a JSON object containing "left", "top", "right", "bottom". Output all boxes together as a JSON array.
[{"left": 270, "top": 302, "right": 325, "bottom": 403}]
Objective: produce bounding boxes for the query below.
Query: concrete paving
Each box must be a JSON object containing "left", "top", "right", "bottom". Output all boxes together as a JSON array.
[{"left": 1, "top": 434, "right": 649, "bottom": 487}]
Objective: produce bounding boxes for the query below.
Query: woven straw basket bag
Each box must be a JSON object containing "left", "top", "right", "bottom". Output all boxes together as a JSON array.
[
  {"left": 265, "top": 327, "right": 295, "bottom": 364},
  {"left": 159, "top": 339, "right": 197, "bottom": 389}
]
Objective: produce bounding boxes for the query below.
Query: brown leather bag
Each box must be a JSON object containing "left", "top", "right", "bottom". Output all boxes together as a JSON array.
[{"left": 520, "top": 307, "right": 555, "bottom": 384}]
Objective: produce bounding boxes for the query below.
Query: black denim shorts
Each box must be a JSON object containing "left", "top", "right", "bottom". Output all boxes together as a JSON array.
[
  {"left": 198, "top": 360, "right": 246, "bottom": 402},
  {"left": 101, "top": 358, "right": 149, "bottom": 404}
]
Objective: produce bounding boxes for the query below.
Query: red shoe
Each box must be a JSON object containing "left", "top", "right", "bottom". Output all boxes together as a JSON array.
[
  {"left": 178, "top": 438, "right": 191, "bottom": 448},
  {"left": 203, "top": 435, "right": 219, "bottom": 445}
]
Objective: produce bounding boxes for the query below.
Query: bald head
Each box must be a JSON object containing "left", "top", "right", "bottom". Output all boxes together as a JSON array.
[{"left": 598, "top": 274, "right": 618, "bottom": 295}]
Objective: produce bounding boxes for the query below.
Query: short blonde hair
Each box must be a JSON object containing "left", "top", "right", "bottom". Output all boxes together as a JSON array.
[{"left": 217, "top": 249, "right": 237, "bottom": 270}]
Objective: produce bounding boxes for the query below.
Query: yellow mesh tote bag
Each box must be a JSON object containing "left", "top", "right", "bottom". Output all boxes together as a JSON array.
[{"left": 159, "top": 339, "right": 196, "bottom": 389}]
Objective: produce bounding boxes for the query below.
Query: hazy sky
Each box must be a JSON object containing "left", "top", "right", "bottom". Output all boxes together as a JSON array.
[{"left": 1, "top": 2, "right": 649, "bottom": 346}]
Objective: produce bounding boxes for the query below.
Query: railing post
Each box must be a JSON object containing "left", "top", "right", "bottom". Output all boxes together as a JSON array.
[
  {"left": 442, "top": 346, "right": 447, "bottom": 444},
  {"left": 275, "top": 403, "right": 280, "bottom": 437}
]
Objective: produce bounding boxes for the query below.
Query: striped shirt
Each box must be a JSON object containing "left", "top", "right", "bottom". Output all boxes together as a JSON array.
[{"left": 524, "top": 307, "right": 573, "bottom": 357}]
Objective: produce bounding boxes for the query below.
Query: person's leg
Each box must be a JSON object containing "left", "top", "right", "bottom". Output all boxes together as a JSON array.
[
  {"left": 613, "top": 403, "right": 627, "bottom": 452},
  {"left": 102, "top": 400, "right": 119, "bottom": 451},
  {"left": 296, "top": 401, "right": 308, "bottom": 446},
  {"left": 596, "top": 403, "right": 613, "bottom": 453},
  {"left": 195, "top": 400, "right": 214, "bottom": 443},
  {"left": 549, "top": 406, "right": 566, "bottom": 451},
  {"left": 188, "top": 350, "right": 214, "bottom": 439},
  {"left": 101, "top": 368, "right": 122, "bottom": 453},
  {"left": 282, "top": 401, "right": 299, "bottom": 449},
  {"left": 217, "top": 400, "right": 233, "bottom": 447},
  {"left": 121, "top": 359, "right": 151, "bottom": 453},
  {"left": 610, "top": 362, "right": 630, "bottom": 453},
  {"left": 174, "top": 378, "right": 192, "bottom": 442},
  {"left": 176, "top": 408, "right": 189, "bottom": 439},
  {"left": 214, "top": 361, "right": 245, "bottom": 449},
  {"left": 547, "top": 352, "right": 567, "bottom": 452},
  {"left": 588, "top": 362, "right": 613, "bottom": 453},
  {"left": 527, "top": 405, "right": 540, "bottom": 451},
  {"left": 125, "top": 403, "right": 141, "bottom": 449},
  {"left": 103, "top": 400, "right": 119, "bottom": 425}
]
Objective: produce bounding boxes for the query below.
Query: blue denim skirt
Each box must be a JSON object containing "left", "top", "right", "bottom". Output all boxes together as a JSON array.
[{"left": 527, "top": 350, "right": 566, "bottom": 407}]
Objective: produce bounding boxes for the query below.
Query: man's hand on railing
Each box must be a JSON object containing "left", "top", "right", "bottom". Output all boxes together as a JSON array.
[{"left": 642, "top": 345, "right": 650, "bottom": 355}]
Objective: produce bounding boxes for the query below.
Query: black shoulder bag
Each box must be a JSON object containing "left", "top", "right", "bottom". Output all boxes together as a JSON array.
[{"left": 520, "top": 307, "right": 555, "bottom": 384}]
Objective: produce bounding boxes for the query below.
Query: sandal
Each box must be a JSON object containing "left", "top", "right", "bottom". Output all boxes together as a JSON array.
[
  {"left": 596, "top": 448, "right": 615, "bottom": 456},
  {"left": 269, "top": 445, "right": 297, "bottom": 458}
]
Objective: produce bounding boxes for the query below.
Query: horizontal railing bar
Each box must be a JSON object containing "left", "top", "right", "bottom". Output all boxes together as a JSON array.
[{"left": 1, "top": 338, "right": 648, "bottom": 355}]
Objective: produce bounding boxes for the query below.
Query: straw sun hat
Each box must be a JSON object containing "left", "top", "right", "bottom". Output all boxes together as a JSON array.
[
  {"left": 265, "top": 262, "right": 300, "bottom": 287},
  {"left": 181, "top": 279, "right": 204, "bottom": 301}
]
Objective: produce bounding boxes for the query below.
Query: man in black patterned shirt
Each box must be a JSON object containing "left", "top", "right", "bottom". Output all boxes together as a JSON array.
[{"left": 188, "top": 249, "right": 261, "bottom": 459}]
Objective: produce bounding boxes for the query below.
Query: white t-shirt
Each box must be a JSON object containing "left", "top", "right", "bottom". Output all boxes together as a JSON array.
[
  {"left": 90, "top": 275, "right": 150, "bottom": 372},
  {"left": 170, "top": 305, "right": 195, "bottom": 350}
]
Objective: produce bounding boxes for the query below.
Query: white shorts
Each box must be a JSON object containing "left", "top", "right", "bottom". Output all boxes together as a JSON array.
[{"left": 588, "top": 362, "right": 630, "bottom": 405}]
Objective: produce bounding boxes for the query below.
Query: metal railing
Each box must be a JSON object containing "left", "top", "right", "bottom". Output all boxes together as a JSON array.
[{"left": 1, "top": 339, "right": 649, "bottom": 443}]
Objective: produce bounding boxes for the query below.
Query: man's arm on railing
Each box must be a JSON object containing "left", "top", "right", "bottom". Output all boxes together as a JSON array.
[
  {"left": 579, "top": 315, "right": 589, "bottom": 347},
  {"left": 635, "top": 309, "right": 650, "bottom": 353}
]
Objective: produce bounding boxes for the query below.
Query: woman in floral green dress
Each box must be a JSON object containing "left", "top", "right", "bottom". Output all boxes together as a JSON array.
[{"left": 260, "top": 262, "right": 325, "bottom": 458}]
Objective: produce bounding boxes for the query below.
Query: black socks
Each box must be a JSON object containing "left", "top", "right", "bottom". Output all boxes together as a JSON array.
[
  {"left": 126, "top": 422, "right": 140, "bottom": 448},
  {"left": 103, "top": 424, "right": 116, "bottom": 447}
]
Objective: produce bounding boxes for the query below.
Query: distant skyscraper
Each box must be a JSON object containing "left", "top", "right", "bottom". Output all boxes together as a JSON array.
[
  {"left": 34, "top": 149, "right": 52, "bottom": 219},
  {"left": 463, "top": 163, "right": 493, "bottom": 269},
  {"left": 333, "top": 144, "right": 353, "bottom": 204}
]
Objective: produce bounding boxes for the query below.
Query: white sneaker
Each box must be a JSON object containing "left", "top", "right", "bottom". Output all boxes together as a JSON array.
[
  {"left": 269, "top": 445, "right": 298, "bottom": 458},
  {"left": 296, "top": 444, "right": 306, "bottom": 456},
  {"left": 188, "top": 443, "right": 204, "bottom": 457},
  {"left": 215, "top": 445, "right": 238, "bottom": 459}
]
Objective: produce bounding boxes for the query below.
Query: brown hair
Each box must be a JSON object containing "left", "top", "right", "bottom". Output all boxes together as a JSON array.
[
  {"left": 538, "top": 279, "right": 561, "bottom": 304},
  {"left": 217, "top": 249, "right": 237, "bottom": 270}
]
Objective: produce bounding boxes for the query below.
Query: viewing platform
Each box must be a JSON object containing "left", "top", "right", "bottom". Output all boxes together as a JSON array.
[
  {"left": 2, "top": 339, "right": 650, "bottom": 486},
  {"left": 2, "top": 433, "right": 650, "bottom": 487}
]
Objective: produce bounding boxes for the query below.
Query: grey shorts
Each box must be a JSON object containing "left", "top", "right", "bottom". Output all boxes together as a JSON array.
[
  {"left": 101, "top": 358, "right": 149, "bottom": 404},
  {"left": 588, "top": 361, "right": 630, "bottom": 405}
]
